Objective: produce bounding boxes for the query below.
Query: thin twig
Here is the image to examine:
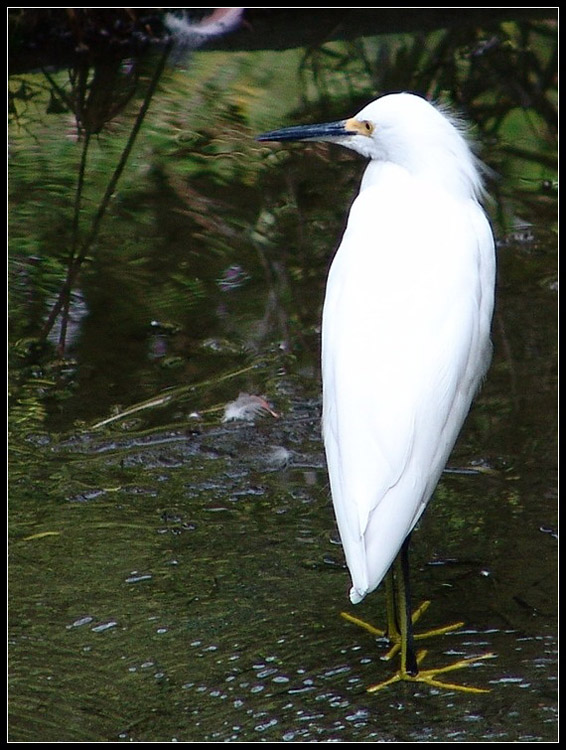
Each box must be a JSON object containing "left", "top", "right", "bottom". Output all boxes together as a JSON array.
[{"left": 42, "top": 40, "right": 173, "bottom": 345}]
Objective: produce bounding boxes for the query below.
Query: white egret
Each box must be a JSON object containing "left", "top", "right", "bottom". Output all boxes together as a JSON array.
[{"left": 257, "top": 92, "right": 496, "bottom": 692}]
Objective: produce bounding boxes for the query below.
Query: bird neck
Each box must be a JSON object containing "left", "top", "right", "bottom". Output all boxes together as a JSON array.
[{"left": 358, "top": 157, "right": 483, "bottom": 203}]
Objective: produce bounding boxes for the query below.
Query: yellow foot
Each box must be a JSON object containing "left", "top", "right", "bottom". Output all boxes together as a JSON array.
[
  {"left": 341, "top": 603, "right": 465, "bottom": 660},
  {"left": 366, "top": 649, "right": 496, "bottom": 694}
]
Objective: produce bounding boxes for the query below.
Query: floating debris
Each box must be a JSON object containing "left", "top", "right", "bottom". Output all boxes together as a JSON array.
[{"left": 222, "top": 393, "right": 279, "bottom": 423}]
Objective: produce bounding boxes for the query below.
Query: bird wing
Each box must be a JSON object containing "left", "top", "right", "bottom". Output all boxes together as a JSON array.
[{"left": 321, "top": 169, "right": 494, "bottom": 603}]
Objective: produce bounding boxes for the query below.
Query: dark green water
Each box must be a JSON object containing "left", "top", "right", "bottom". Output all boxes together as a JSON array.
[{"left": 9, "top": 14, "right": 557, "bottom": 742}]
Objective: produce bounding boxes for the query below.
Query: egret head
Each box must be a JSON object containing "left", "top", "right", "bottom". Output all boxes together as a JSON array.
[{"left": 257, "top": 92, "right": 484, "bottom": 200}]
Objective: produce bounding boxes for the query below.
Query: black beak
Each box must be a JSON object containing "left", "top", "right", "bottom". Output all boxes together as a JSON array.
[{"left": 256, "top": 120, "right": 349, "bottom": 143}]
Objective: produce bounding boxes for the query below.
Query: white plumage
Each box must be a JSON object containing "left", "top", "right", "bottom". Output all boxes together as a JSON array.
[{"left": 320, "top": 95, "right": 495, "bottom": 604}]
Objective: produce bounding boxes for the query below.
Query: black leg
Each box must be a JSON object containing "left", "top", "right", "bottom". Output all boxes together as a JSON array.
[
  {"left": 399, "top": 534, "right": 419, "bottom": 676},
  {"left": 342, "top": 534, "right": 494, "bottom": 692}
]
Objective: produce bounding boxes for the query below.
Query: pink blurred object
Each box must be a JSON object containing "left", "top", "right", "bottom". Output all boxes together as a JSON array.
[{"left": 165, "top": 8, "right": 244, "bottom": 51}]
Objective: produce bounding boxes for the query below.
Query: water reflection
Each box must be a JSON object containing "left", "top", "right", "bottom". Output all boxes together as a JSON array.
[{"left": 9, "top": 10, "right": 556, "bottom": 743}]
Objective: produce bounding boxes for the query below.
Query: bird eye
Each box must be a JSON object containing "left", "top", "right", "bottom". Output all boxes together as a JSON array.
[{"left": 361, "top": 120, "right": 374, "bottom": 135}]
